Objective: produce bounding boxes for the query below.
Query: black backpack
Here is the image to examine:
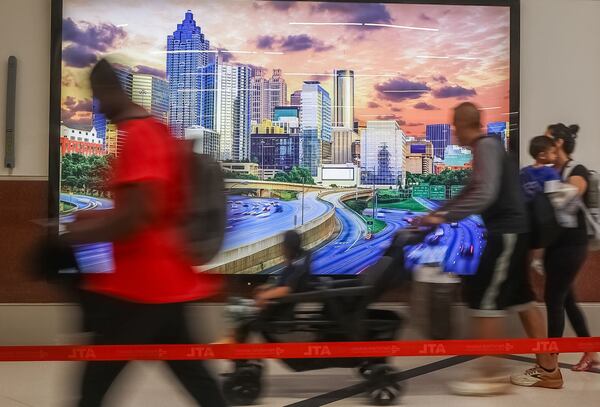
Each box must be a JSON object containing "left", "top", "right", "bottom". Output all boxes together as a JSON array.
[
  {"left": 528, "top": 192, "right": 561, "bottom": 249},
  {"left": 180, "top": 140, "right": 227, "bottom": 265}
]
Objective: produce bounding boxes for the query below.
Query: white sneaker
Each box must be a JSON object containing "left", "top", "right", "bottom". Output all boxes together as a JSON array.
[{"left": 510, "top": 365, "right": 563, "bottom": 389}]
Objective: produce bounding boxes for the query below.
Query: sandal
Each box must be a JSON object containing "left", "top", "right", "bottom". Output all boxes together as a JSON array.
[{"left": 572, "top": 357, "right": 600, "bottom": 372}]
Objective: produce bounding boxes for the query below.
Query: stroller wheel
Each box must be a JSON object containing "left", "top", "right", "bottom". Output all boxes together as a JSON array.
[
  {"left": 223, "top": 367, "right": 262, "bottom": 405},
  {"left": 359, "top": 363, "right": 375, "bottom": 379},
  {"left": 365, "top": 365, "right": 403, "bottom": 406},
  {"left": 368, "top": 385, "right": 401, "bottom": 406}
]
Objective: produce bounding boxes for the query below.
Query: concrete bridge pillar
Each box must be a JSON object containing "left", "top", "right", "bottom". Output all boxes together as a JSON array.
[{"left": 259, "top": 189, "right": 272, "bottom": 198}]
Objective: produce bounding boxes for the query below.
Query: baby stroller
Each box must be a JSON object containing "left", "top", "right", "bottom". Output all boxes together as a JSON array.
[{"left": 223, "top": 228, "right": 426, "bottom": 406}]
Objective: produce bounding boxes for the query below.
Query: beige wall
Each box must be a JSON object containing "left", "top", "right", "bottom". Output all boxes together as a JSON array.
[
  {"left": 519, "top": 0, "right": 600, "bottom": 167},
  {"left": 0, "top": 0, "right": 51, "bottom": 178}
]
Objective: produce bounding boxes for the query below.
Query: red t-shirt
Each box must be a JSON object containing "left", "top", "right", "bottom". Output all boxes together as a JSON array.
[{"left": 84, "top": 117, "right": 222, "bottom": 303}]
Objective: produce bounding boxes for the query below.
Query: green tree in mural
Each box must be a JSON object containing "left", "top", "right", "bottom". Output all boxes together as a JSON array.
[
  {"left": 405, "top": 169, "right": 472, "bottom": 188},
  {"left": 61, "top": 154, "right": 113, "bottom": 196},
  {"left": 222, "top": 170, "right": 260, "bottom": 180},
  {"left": 272, "top": 167, "right": 315, "bottom": 185}
]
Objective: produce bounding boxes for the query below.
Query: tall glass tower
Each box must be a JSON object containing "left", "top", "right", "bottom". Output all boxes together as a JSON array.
[
  {"left": 212, "top": 62, "right": 251, "bottom": 161},
  {"left": 360, "top": 120, "right": 406, "bottom": 186},
  {"left": 92, "top": 99, "right": 106, "bottom": 143},
  {"left": 166, "top": 10, "right": 210, "bottom": 138},
  {"left": 131, "top": 74, "right": 169, "bottom": 124},
  {"left": 333, "top": 70, "right": 354, "bottom": 128},
  {"left": 425, "top": 124, "right": 452, "bottom": 160},
  {"left": 300, "top": 81, "right": 331, "bottom": 176}
]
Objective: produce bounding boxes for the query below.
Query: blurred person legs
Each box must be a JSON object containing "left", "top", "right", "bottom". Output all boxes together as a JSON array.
[
  {"left": 449, "top": 234, "right": 524, "bottom": 395},
  {"left": 544, "top": 244, "right": 599, "bottom": 371},
  {"left": 78, "top": 292, "right": 226, "bottom": 407},
  {"left": 450, "top": 233, "right": 561, "bottom": 395}
]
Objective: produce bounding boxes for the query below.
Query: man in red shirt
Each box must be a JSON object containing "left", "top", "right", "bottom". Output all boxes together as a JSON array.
[{"left": 64, "top": 59, "right": 226, "bottom": 407}]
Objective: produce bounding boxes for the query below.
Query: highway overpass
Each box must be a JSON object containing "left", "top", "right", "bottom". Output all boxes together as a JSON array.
[{"left": 225, "top": 179, "right": 327, "bottom": 193}]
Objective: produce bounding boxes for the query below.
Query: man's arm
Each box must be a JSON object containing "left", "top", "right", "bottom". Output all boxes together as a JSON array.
[
  {"left": 63, "top": 183, "right": 157, "bottom": 244},
  {"left": 434, "top": 140, "right": 504, "bottom": 222},
  {"left": 255, "top": 286, "right": 291, "bottom": 308}
]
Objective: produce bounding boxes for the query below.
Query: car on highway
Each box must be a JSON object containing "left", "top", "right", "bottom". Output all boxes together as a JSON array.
[
  {"left": 426, "top": 234, "right": 442, "bottom": 245},
  {"left": 243, "top": 203, "right": 250, "bottom": 208},
  {"left": 406, "top": 210, "right": 414, "bottom": 215},
  {"left": 376, "top": 212, "right": 385, "bottom": 219},
  {"left": 274, "top": 205, "right": 283, "bottom": 213},
  {"left": 425, "top": 228, "right": 444, "bottom": 245},
  {"left": 476, "top": 222, "right": 484, "bottom": 228},
  {"left": 450, "top": 222, "right": 459, "bottom": 228},
  {"left": 262, "top": 207, "right": 270, "bottom": 212},
  {"left": 460, "top": 244, "right": 475, "bottom": 257}
]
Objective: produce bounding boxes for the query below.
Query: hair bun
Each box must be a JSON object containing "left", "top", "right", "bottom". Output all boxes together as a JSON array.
[{"left": 568, "top": 124, "right": 580, "bottom": 137}]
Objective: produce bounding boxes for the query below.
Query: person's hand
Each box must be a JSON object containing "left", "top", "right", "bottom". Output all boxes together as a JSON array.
[
  {"left": 413, "top": 214, "right": 445, "bottom": 226},
  {"left": 530, "top": 249, "right": 545, "bottom": 275},
  {"left": 255, "top": 293, "right": 268, "bottom": 309},
  {"left": 531, "top": 258, "right": 545, "bottom": 275}
]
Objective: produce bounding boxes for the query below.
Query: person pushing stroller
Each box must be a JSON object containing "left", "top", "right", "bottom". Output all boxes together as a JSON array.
[{"left": 221, "top": 230, "right": 312, "bottom": 343}]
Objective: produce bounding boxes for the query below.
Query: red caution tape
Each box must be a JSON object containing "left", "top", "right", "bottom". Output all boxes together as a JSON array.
[{"left": 0, "top": 337, "right": 599, "bottom": 361}]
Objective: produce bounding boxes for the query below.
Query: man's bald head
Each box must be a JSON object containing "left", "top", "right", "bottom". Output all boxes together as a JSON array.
[
  {"left": 89, "top": 59, "right": 131, "bottom": 121},
  {"left": 453, "top": 102, "right": 482, "bottom": 146}
]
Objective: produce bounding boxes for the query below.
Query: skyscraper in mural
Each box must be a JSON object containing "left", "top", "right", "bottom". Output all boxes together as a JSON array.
[
  {"left": 361, "top": 120, "right": 407, "bottom": 186},
  {"left": 300, "top": 81, "right": 332, "bottom": 176},
  {"left": 250, "top": 68, "right": 270, "bottom": 125},
  {"left": 268, "top": 69, "right": 287, "bottom": 117},
  {"left": 290, "top": 90, "right": 302, "bottom": 107},
  {"left": 333, "top": 70, "right": 354, "bottom": 129},
  {"left": 166, "top": 10, "right": 211, "bottom": 138},
  {"left": 250, "top": 68, "right": 287, "bottom": 125},
  {"left": 331, "top": 127, "right": 359, "bottom": 164},
  {"left": 425, "top": 124, "right": 452, "bottom": 160},
  {"left": 131, "top": 74, "right": 169, "bottom": 124},
  {"left": 212, "top": 62, "right": 251, "bottom": 161},
  {"left": 250, "top": 120, "right": 300, "bottom": 174},
  {"left": 92, "top": 99, "right": 106, "bottom": 143},
  {"left": 405, "top": 140, "right": 434, "bottom": 175}
]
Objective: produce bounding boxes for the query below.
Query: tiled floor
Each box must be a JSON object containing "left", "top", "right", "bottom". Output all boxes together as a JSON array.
[{"left": 0, "top": 353, "right": 597, "bottom": 406}]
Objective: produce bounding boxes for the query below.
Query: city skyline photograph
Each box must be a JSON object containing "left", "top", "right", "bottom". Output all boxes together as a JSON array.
[
  {"left": 58, "top": 0, "right": 512, "bottom": 275},
  {"left": 61, "top": 0, "right": 511, "bottom": 137}
]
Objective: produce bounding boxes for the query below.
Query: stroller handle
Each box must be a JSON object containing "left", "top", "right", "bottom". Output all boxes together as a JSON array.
[{"left": 391, "top": 227, "right": 432, "bottom": 247}]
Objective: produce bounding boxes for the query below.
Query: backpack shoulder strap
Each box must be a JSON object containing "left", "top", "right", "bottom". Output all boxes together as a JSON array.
[{"left": 563, "top": 160, "right": 580, "bottom": 181}]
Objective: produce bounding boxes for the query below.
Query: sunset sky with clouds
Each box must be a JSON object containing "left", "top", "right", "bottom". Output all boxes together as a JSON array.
[{"left": 61, "top": 0, "right": 511, "bottom": 137}]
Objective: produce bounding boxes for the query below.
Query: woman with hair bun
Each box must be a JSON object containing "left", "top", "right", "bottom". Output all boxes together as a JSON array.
[{"left": 544, "top": 123, "right": 598, "bottom": 371}]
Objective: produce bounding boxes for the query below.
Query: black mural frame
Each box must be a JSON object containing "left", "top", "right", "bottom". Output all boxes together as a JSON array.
[{"left": 48, "top": 0, "right": 520, "bottom": 287}]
